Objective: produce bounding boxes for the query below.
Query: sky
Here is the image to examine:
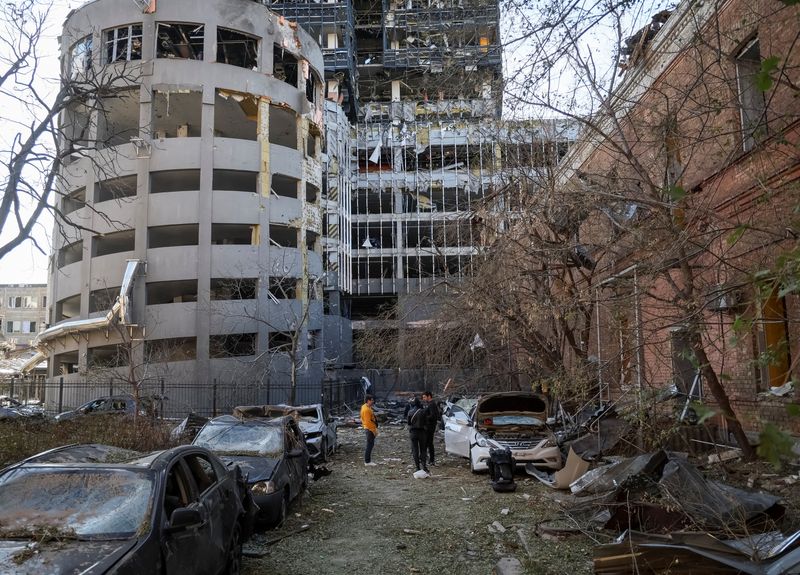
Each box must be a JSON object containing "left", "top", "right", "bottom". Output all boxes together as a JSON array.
[
  {"left": 0, "top": 1, "right": 79, "bottom": 285},
  {"left": 0, "top": 0, "right": 664, "bottom": 285}
]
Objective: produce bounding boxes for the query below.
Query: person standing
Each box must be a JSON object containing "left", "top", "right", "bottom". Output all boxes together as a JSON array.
[
  {"left": 360, "top": 394, "right": 378, "bottom": 466},
  {"left": 407, "top": 397, "right": 429, "bottom": 475},
  {"left": 422, "top": 391, "right": 440, "bottom": 466}
]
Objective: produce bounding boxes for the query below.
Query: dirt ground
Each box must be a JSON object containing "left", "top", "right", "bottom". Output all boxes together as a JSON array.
[{"left": 242, "top": 425, "right": 596, "bottom": 575}]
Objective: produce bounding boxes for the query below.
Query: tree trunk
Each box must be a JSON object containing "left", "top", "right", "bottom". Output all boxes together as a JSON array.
[{"left": 691, "top": 337, "right": 756, "bottom": 460}]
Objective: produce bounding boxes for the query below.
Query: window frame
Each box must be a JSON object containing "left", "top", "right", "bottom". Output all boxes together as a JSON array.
[{"left": 104, "top": 24, "right": 143, "bottom": 64}]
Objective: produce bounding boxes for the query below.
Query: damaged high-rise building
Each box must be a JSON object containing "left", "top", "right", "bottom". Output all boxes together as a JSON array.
[{"left": 31, "top": 0, "right": 570, "bottom": 408}]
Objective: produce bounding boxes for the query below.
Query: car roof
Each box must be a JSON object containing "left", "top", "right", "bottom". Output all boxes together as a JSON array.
[
  {"left": 5, "top": 444, "right": 218, "bottom": 472},
  {"left": 206, "top": 414, "right": 287, "bottom": 426}
]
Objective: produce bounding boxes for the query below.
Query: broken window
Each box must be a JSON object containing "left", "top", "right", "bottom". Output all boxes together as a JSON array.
[
  {"left": 89, "top": 287, "right": 120, "bottom": 313},
  {"left": 88, "top": 344, "right": 129, "bottom": 368},
  {"left": 754, "top": 287, "right": 791, "bottom": 390},
  {"left": 145, "top": 280, "right": 198, "bottom": 304},
  {"left": 211, "top": 224, "right": 256, "bottom": 245},
  {"left": 148, "top": 224, "right": 199, "bottom": 249},
  {"left": 150, "top": 170, "right": 201, "bottom": 194},
  {"left": 210, "top": 278, "right": 257, "bottom": 300},
  {"left": 105, "top": 24, "right": 142, "bottom": 63},
  {"left": 269, "top": 277, "right": 297, "bottom": 299},
  {"left": 69, "top": 35, "right": 93, "bottom": 79},
  {"left": 269, "top": 105, "right": 298, "bottom": 149},
  {"left": 210, "top": 333, "right": 257, "bottom": 358},
  {"left": 53, "top": 351, "right": 79, "bottom": 373},
  {"left": 215, "top": 89, "right": 257, "bottom": 141},
  {"left": 62, "top": 187, "right": 86, "bottom": 214},
  {"left": 216, "top": 28, "right": 258, "bottom": 69},
  {"left": 305, "top": 70, "right": 320, "bottom": 104},
  {"left": 145, "top": 337, "right": 197, "bottom": 362},
  {"left": 96, "top": 88, "right": 140, "bottom": 149},
  {"left": 55, "top": 295, "right": 80, "bottom": 322},
  {"left": 93, "top": 229, "right": 135, "bottom": 257},
  {"left": 736, "top": 38, "right": 768, "bottom": 152},
  {"left": 95, "top": 175, "right": 137, "bottom": 203},
  {"left": 156, "top": 23, "right": 204, "bottom": 60},
  {"left": 273, "top": 45, "right": 298, "bottom": 87},
  {"left": 5, "top": 321, "right": 37, "bottom": 334},
  {"left": 152, "top": 90, "right": 202, "bottom": 138},
  {"left": 213, "top": 170, "right": 258, "bottom": 193},
  {"left": 268, "top": 331, "right": 293, "bottom": 352},
  {"left": 269, "top": 224, "right": 298, "bottom": 248},
  {"left": 271, "top": 174, "right": 299, "bottom": 199},
  {"left": 306, "top": 183, "right": 319, "bottom": 203},
  {"left": 57, "top": 240, "right": 83, "bottom": 268}
]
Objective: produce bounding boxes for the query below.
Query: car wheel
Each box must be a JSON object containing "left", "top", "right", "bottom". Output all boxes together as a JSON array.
[{"left": 225, "top": 523, "right": 242, "bottom": 575}]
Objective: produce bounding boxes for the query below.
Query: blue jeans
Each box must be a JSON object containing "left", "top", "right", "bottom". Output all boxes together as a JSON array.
[{"left": 365, "top": 429, "right": 376, "bottom": 463}]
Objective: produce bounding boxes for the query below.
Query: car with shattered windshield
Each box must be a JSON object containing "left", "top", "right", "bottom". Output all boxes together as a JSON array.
[
  {"left": 192, "top": 414, "right": 309, "bottom": 526},
  {"left": 240, "top": 403, "right": 338, "bottom": 462},
  {"left": 443, "top": 391, "right": 562, "bottom": 473},
  {"left": 0, "top": 443, "right": 254, "bottom": 574}
]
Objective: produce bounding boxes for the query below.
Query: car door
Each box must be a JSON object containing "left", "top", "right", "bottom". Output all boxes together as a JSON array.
[
  {"left": 321, "top": 406, "right": 337, "bottom": 450},
  {"left": 184, "top": 452, "right": 230, "bottom": 571},
  {"left": 162, "top": 456, "right": 221, "bottom": 575},
  {"left": 443, "top": 404, "right": 472, "bottom": 457},
  {"left": 284, "top": 420, "right": 308, "bottom": 499}
]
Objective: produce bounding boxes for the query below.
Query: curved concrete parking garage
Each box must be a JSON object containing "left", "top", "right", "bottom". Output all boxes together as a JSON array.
[{"left": 43, "top": 0, "right": 326, "bottom": 410}]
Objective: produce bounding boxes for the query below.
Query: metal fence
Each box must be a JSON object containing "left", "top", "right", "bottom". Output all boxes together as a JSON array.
[{"left": 2, "top": 378, "right": 365, "bottom": 419}]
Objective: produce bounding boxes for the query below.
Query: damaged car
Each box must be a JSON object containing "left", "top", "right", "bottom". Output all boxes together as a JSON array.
[
  {"left": 0, "top": 443, "right": 254, "bottom": 574},
  {"left": 54, "top": 394, "right": 148, "bottom": 422},
  {"left": 235, "top": 404, "right": 337, "bottom": 462},
  {"left": 443, "top": 391, "right": 562, "bottom": 473},
  {"left": 192, "top": 414, "right": 309, "bottom": 527}
]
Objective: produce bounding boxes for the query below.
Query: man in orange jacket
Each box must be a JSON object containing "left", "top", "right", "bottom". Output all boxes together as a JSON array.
[{"left": 360, "top": 394, "right": 378, "bottom": 466}]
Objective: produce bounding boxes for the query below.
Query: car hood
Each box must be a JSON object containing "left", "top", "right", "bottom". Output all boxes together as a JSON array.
[
  {"left": 0, "top": 538, "right": 136, "bottom": 574},
  {"left": 221, "top": 455, "right": 279, "bottom": 483},
  {"left": 298, "top": 421, "right": 323, "bottom": 435}
]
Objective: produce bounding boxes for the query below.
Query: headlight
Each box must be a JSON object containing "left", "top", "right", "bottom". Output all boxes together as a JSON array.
[
  {"left": 475, "top": 433, "right": 490, "bottom": 448},
  {"left": 251, "top": 480, "right": 277, "bottom": 495}
]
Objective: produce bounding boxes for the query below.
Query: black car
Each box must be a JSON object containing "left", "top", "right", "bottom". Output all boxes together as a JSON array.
[
  {"left": 193, "top": 415, "right": 309, "bottom": 527},
  {"left": 54, "top": 394, "right": 146, "bottom": 421},
  {"left": 0, "top": 443, "right": 255, "bottom": 574}
]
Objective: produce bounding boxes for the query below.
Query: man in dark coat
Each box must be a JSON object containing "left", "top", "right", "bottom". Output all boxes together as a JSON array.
[
  {"left": 422, "top": 391, "right": 440, "bottom": 466},
  {"left": 407, "top": 397, "right": 428, "bottom": 474}
]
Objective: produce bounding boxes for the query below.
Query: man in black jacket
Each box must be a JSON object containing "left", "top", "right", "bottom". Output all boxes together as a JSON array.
[
  {"left": 407, "top": 397, "right": 429, "bottom": 475},
  {"left": 422, "top": 391, "right": 440, "bottom": 466}
]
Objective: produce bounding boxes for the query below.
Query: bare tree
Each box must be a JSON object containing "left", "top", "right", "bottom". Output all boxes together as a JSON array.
[{"left": 1, "top": 0, "right": 138, "bottom": 260}]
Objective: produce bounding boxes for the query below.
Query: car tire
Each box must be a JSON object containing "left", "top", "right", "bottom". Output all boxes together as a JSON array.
[{"left": 225, "top": 523, "right": 242, "bottom": 575}]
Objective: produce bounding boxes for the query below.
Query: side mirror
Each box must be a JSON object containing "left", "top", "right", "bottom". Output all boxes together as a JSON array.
[
  {"left": 288, "top": 447, "right": 305, "bottom": 458},
  {"left": 166, "top": 507, "right": 203, "bottom": 533}
]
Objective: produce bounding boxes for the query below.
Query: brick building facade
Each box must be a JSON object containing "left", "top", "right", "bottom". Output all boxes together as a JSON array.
[{"left": 565, "top": 0, "right": 800, "bottom": 435}]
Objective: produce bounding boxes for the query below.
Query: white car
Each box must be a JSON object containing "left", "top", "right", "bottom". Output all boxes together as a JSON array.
[{"left": 443, "top": 392, "right": 562, "bottom": 473}]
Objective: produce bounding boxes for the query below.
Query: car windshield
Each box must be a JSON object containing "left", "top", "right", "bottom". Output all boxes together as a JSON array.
[
  {"left": 0, "top": 467, "right": 153, "bottom": 540},
  {"left": 194, "top": 422, "right": 284, "bottom": 457},
  {"left": 296, "top": 408, "right": 319, "bottom": 423}
]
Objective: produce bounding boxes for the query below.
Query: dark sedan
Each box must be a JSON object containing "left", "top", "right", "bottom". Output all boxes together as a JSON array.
[
  {"left": 0, "top": 443, "right": 254, "bottom": 574},
  {"left": 192, "top": 415, "right": 309, "bottom": 527}
]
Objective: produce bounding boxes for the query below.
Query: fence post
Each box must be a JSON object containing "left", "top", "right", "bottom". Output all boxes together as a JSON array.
[
  {"left": 9, "top": 376, "right": 14, "bottom": 400},
  {"left": 160, "top": 377, "right": 165, "bottom": 420},
  {"left": 58, "top": 377, "right": 64, "bottom": 414},
  {"left": 109, "top": 380, "right": 113, "bottom": 397},
  {"left": 212, "top": 378, "right": 217, "bottom": 417}
]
